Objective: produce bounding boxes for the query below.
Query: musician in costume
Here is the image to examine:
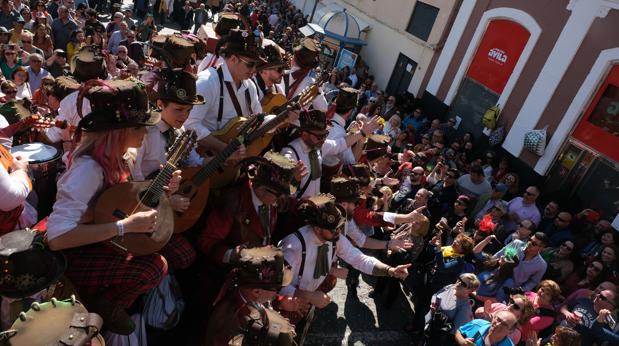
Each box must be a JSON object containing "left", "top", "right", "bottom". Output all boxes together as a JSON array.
[
  {"left": 277, "top": 194, "right": 411, "bottom": 325},
  {"left": 132, "top": 68, "right": 205, "bottom": 271},
  {"left": 252, "top": 43, "right": 287, "bottom": 102},
  {"left": 204, "top": 245, "right": 296, "bottom": 346},
  {"left": 46, "top": 79, "right": 181, "bottom": 335},
  {"left": 196, "top": 12, "right": 240, "bottom": 74},
  {"left": 197, "top": 151, "right": 298, "bottom": 266},
  {"left": 279, "top": 38, "right": 328, "bottom": 112},
  {"left": 185, "top": 28, "right": 265, "bottom": 155},
  {"left": 43, "top": 46, "right": 107, "bottom": 158},
  {"left": 0, "top": 147, "right": 31, "bottom": 235},
  {"left": 280, "top": 109, "right": 378, "bottom": 199}
]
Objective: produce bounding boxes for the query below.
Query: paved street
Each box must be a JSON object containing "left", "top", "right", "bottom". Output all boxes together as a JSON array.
[{"left": 305, "top": 275, "right": 414, "bottom": 346}]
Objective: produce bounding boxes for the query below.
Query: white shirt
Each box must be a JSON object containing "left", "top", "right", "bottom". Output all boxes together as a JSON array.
[
  {"left": 47, "top": 156, "right": 104, "bottom": 240},
  {"left": 323, "top": 113, "right": 355, "bottom": 167},
  {"left": 185, "top": 62, "right": 262, "bottom": 141},
  {"left": 0, "top": 161, "right": 31, "bottom": 212},
  {"left": 344, "top": 218, "right": 367, "bottom": 248},
  {"left": 279, "top": 225, "right": 379, "bottom": 296},
  {"left": 280, "top": 137, "right": 347, "bottom": 198},
  {"left": 196, "top": 53, "right": 224, "bottom": 74},
  {"left": 251, "top": 75, "right": 284, "bottom": 102},
  {"left": 132, "top": 122, "right": 203, "bottom": 181},
  {"left": 45, "top": 90, "right": 91, "bottom": 143},
  {"left": 0, "top": 114, "right": 11, "bottom": 149},
  {"left": 278, "top": 66, "right": 328, "bottom": 112},
  {"left": 15, "top": 83, "right": 32, "bottom": 101}
]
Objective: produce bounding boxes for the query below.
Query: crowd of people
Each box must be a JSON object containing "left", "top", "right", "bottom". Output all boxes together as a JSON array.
[{"left": 0, "top": 0, "right": 617, "bottom": 345}]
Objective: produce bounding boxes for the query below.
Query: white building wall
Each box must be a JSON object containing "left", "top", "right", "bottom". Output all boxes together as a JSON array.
[{"left": 291, "top": 0, "right": 457, "bottom": 96}]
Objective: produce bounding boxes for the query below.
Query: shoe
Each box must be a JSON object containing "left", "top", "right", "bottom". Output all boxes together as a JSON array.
[{"left": 88, "top": 296, "right": 136, "bottom": 335}]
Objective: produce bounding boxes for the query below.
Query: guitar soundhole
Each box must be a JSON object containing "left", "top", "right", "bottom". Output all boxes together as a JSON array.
[{"left": 182, "top": 185, "right": 192, "bottom": 195}]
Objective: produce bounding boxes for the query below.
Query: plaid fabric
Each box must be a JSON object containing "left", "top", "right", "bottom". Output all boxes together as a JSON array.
[
  {"left": 63, "top": 244, "right": 168, "bottom": 308},
  {"left": 159, "top": 234, "right": 196, "bottom": 271}
]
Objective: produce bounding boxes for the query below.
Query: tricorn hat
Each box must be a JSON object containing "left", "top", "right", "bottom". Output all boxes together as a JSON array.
[
  {"left": 233, "top": 246, "right": 293, "bottom": 290},
  {"left": 78, "top": 79, "right": 159, "bottom": 132},
  {"left": 293, "top": 38, "right": 320, "bottom": 69},
  {"left": 70, "top": 45, "right": 107, "bottom": 83},
  {"left": 258, "top": 43, "right": 287, "bottom": 70},
  {"left": 364, "top": 134, "right": 391, "bottom": 162},
  {"left": 156, "top": 68, "right": 205, "bottom": 105},
  {"left": 299, "top": 109, "right": 329, "bottom": 133},
  {"left": 246, "top": 151, "right": 297, "bottom": 196},
  {"left": 335, "top": 84, "right": 359, "bottom": 112},
  {"left": 224, "top": 29, "right": 267, "bottom": 63},
  {"left": 0, "top": 229, "right": 67, "bottom": 299},
  {"left": 341, "top": 163, "right": 373, "bottom": 187},
  {"left": 298, "top": 194, "right": 345, "bottom": 230},
  {"left": 330, "top": 177, "right": 360, "bottom": 203},
  {"left": 0, "top": 295, "right": 104, "bottom": 346}
]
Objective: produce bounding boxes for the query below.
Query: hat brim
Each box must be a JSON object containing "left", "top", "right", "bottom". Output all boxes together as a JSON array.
[
  {"left": 157, "top": 94, "right": 206, "bottom": 105},
  {"left": 80, "top": 110, "right": 161, "bottom": 132},
  {"left": 258, "top": 61, "right": 287, "bottom": 70}
]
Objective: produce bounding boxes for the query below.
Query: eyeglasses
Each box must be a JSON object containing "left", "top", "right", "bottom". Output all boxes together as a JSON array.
[
  {"left": 237, "top": 56, "right": 258, "bottom": 69},
  {"left": 308, "top": 131, "right": 328, "bottom": 140},
  {"left": 456, "top": 278, "right": 471, "bottom": 289},
  {"left": 508, "top": 299, "right": 524, "bottom": 311}
]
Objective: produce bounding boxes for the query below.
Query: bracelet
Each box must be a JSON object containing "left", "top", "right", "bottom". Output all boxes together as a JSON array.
[{"left": 116, "top": 220, "right": 125, "bottom": 237}]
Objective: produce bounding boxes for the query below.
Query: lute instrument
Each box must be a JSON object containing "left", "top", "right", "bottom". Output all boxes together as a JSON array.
[
  {"left": 94, "top": 130, "right": 197, "bottom": 256},
  {"left": 208, "top": 80, "right": 323, "bottom": 189},
  {"left": 174, "top": 115, "right": 264, "bottom": 233},
  {"left": 0, "top": 114, "right": 68, "bottom": 141}
]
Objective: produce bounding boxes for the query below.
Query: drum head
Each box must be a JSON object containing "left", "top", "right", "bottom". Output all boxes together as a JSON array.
[{"left": 10, "top": 143, "right": 59, "bottom": 164}]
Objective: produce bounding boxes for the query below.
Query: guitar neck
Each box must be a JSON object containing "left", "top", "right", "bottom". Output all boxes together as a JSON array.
[
  {"left": 142, "top": 162, "right": 176, "bottom": 208},
  {"left": 245, "top": 108, "right": 289, "bottom": 144},
  {"left": 0, "top": 117, "right": 67, "bottom": 139},
  {"left": 192, "top": 137, "right": 243, "bottom": 186}
]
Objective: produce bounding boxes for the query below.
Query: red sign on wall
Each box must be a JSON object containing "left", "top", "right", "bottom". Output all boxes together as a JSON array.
[
  {"left": 466, "top": 20, "right": 531, "bottom": 94},
  {"left": 572, "top": 65, "right": 619, "bottom": 162}
]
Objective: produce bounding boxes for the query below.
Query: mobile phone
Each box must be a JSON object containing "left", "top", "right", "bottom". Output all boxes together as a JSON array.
[{"left": 607, "top": 314, "right": 617, "bottom": 329}]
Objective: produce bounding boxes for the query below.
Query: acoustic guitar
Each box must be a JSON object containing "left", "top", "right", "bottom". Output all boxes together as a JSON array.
[
  {"left": 0, "top": 115, "right": 68, "bottom": 139},
  {"left": 208, "top": 80, "right": 323, "bottom": 189},
  {"left": 94, "top": 130, "right": 197, "bottom": 256},
  {"left": 174, "top": 115, "right": 264, "bottom": 233}
]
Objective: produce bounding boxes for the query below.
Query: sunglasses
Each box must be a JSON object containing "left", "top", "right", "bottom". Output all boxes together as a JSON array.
[
  {"left": 238, "top": 56, "right": 258, "bottom": 68},
  {"left": 456, "top": 278, "right": 471, "bottom": 289},
  {"left": 596, "top": 293, "right": 616, "bottom": 307},
  {"left": 509, "top": 299, "right": 524, "bottom": 311}
]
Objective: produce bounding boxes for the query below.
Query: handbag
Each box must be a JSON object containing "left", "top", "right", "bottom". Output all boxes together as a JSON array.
[
  {"left": 142, "top": 274, "right": 185, "bottom": 331},
  {"left": 523, "top": 126, "right": 548, "bottom": 156}
]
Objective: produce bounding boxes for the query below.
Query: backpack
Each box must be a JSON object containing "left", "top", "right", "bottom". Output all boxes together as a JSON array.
[{"left": 482, "top": 105, "right": 501, "bottom": 129}]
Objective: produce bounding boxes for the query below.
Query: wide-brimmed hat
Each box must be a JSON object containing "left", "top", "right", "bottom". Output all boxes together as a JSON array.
[
  {"left": 245, "top": 151, "right": 297, "bottom": 196},
  {"left": 214, "top": 12, "right": 241, "bottom": 37},
  {"left": 156, "top": 68, "right": 205, "bottom": 105},
  {"left": 364, "top": 134, "right": 391, "bottom": 161},
  {"left": 51, "top": 76, "right": 80, "bottom": 100},
  {"left": 342, "top": 163, "right": 373, "bottom": 187},
  {"left": 258, "top": 42, "right": 287, "bottom": 70},
  {"left": 0, "top": 295, "right": 104, "bottom": 345},
  {"left": 335, "top": 84, "right": 359, "bottom": 111},
  {"left": 298, "top": 194, "right": 345, "bottom": 230},
  {"left": 70, "top": 45, "right": 107, "bottom": 83},
  {"left": 293, "top": 37, "right": 320, "bottom": 69},
  {"left": 78, "top": 79, "right": 159, "bottom": 132},
  {"left": 224, "top": 28, "right": 267, "bottom": 63},
  {"left": 233, "top": 246, "right": 293, "bottom": 290},
  {"left": 331, "top": 177, "right": 360, "bottom": 203},
  {"left": 0, "top": 229, "right": 67, "bottom": 299},
  {"left": 299, "top": 109, "right": 329, "bottom": 133},
  {"left": 150, "top": 34, "right": 195, "bottom": 68}
]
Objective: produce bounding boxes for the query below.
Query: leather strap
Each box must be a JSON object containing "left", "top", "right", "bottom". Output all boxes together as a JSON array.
[
  {"left": 293, "top": 230, "right": 306, "bottom": 284},
  {"left": 216, "top": 67, "right": 225, "bottom": 127},
  {"left": 284, "top": 145, "right": 311, "bottom": 198},
  {"left": 59, "top": 312, "right": 103, "bottom": 345}
]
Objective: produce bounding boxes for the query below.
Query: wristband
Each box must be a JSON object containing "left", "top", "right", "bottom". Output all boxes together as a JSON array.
[{"left": 116, "top": 220, "right": 125, "bottom": 237}]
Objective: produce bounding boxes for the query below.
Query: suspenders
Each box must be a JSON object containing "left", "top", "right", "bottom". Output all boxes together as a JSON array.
[
  {"left": 216, "top": 67, "right": 252, "bottom": 128},
  {"left": 292, "top": 230, "right": 336, "bottom": 285},
  {"left": 283, "top": 145, "right": 312, "bottom": 198}
]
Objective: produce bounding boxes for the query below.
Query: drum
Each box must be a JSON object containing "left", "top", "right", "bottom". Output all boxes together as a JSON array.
[{"left": 11, "top": 143, "right": 62, "bottom": 217}]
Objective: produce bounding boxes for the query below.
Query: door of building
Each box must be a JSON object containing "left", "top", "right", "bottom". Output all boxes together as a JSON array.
[{"left": 386, "top": 53, "right": 416, "bottom": 96}]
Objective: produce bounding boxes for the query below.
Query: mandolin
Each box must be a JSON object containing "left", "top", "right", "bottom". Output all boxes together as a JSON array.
[
  {"left": 208, "top": 80, "right": 323, "bottom": 189},
  {"left": 174, "top": 115, "right": 263, "bottom": 233},
  {"left": 94, "top": 130, "right": 197, "bottom": 256},
  {"left": 0, "top": 115, "right": 68, "bottom": 139}
]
